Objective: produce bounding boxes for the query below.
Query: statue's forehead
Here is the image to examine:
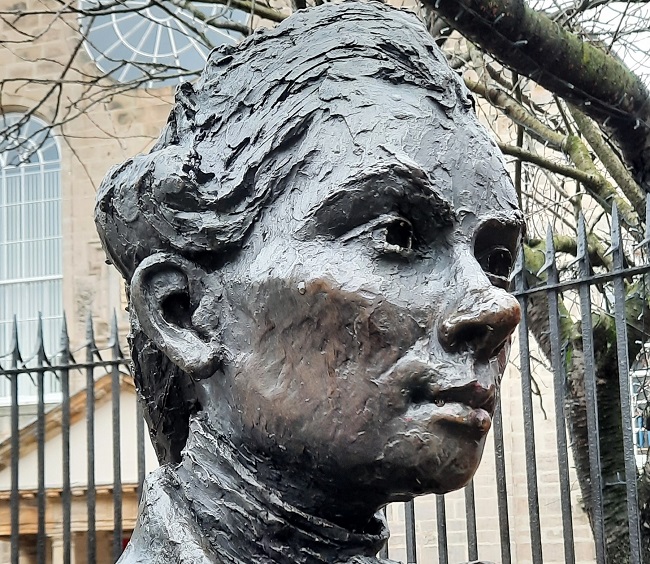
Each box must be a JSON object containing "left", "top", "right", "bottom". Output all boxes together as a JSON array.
[
  {"left": 287, "top": 88, "right": 519, "bottom": 223},
  {"left": 421, "top": 124, "right": 520, "bottom": 220}
]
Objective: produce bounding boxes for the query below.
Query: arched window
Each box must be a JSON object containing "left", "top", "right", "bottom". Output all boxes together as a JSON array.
[{"left": 0, "top": 113, "right": 62, "bottom": 398}]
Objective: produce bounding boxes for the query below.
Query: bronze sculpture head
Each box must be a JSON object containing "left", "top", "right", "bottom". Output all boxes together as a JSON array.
[{"left": 96, "top": 2, "right": 523, "bottom": 561}]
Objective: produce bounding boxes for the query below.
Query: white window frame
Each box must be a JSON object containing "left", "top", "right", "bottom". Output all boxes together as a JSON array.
[{"left": 0, "top": 113, "right": 63, "bottom": 399}]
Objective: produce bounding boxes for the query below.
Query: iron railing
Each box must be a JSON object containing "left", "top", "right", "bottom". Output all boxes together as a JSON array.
[
  {"left": 0, "top": 313, "right": 142, "bottom": 564},
  {"left": 1, "top": 204, "right": 649, "bottom": 563},
  {"left": 507, "top": 205, "right": 647, "bottom": 564}
]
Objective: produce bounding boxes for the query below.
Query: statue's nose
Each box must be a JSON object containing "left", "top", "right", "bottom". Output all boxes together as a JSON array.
[{"left": 438, "top": 287, "right": 521, "bottom": 362}]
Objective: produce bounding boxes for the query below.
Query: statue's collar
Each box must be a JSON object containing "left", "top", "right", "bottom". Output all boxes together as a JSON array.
[{"left": 123, "top": 414, "right": 393, "bottom": 564}]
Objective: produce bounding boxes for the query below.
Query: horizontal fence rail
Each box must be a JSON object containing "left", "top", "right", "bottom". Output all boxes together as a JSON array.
[{"left": 1, "top": 202, "right": 650, "bottom": 563}]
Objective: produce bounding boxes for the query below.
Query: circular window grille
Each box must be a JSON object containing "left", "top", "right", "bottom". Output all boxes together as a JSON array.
[{"left": 79, "top": 0, "right": 247, "bottom": 87}]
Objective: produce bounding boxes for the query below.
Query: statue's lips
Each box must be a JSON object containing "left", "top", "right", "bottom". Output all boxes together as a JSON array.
[
  {"left": 403, "top": 402, "right": 493, "bottom": 437},
  {"left": 391, "top": 358, "right": 497, "bottom": 435},
  {"left": 412, "top": 381, "right": 497, "bottom": 413}
]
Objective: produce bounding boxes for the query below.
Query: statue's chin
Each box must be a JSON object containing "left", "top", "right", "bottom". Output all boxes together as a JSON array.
[
  {"left": 369, "top": 434, "right": 488, "bottom": 501},
  {"left": 382, "top": 467, "right": 479, "bottom": 503}
]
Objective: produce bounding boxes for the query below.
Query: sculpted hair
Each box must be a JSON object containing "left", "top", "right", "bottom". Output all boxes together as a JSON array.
[{"left": 95, "top": 0, "right": 473, "bottom": 463}]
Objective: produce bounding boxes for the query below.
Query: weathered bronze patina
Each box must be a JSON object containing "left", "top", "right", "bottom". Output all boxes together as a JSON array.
[{"left": 95, "top": 3, "right": 523, "bottom": 562}]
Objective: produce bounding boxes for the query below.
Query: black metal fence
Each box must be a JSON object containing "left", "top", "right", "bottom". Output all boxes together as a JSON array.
[
  {"left": 0, "top": 313, "right": 143, "bottom": 564},
  {"left": 1, "top": 205, "right": 649, "bottom": 563},
  {"left": 505, "top": 205, "right": 647, "bottom": 564}
]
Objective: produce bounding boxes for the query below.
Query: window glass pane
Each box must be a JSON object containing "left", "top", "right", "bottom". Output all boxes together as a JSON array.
[
  {"left": 25, "top": 166, "right": 43, "bottom": 201},
  {"left": 44, "top": 170, "right": 59, "bottom": 199},
  {"left": 6, "top": 174, "right": 21, "bottom": 204},
  {"left": 44, "top": 201, "right": 59, "bottom": 237},
  {"left": 42, "top": 143, "right": 58, "bottom": 164}
]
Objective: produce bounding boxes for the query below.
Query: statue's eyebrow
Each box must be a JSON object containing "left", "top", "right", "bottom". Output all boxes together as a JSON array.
[{"left": 299, "top": 161, "right": 455, "bottom": 240}]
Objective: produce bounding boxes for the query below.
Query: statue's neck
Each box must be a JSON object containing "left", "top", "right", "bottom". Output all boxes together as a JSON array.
[{"left": 173, "top": 413, "right": 389, "bottom": 563}]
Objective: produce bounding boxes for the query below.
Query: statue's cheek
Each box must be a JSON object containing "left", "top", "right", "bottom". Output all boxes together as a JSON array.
[{"left": 228, "top": 278, "right": 426, "bottom": 441}]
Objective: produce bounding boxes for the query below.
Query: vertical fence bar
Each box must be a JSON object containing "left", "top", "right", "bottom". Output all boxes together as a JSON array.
[
  {"left": 436, "top": 495, "right": 448, "bottom": 564},
  {"left": 379, "top": 506, "right": 389, "bottom": 558},
  {"left": 9, "top": 317, "right": 20, "bottom": 564},
  {"left": 404, "top": 500, "right": 417, "bottom": 563},
  {"left": 111, "top": 312, "right": 123, "bottom": 562},
  {"left": 136, "top": 398, "right": 146, "bottom": 502},
  {"left": 60, "top": 317, "right": 71, "bottom": 564},
  {"left": 86, "top": 314, "right": 97, "bottom": 564},
  {"left": 576, "top": 213, "right": 607, "bottom": 563},
  {"left": 542, "top": 228, "right": 576, "bottom": 564},
  {"left": 464, "top": 480, "right": 478, "bottom": 561},
  {"left": 513, "top": 247, "right": 543, "bottom": 564},
  {"left": 36, "top": 316, "right": 46, "bottom": 564},
  {"left": 492, "top": 401, "right": 512, "bottom": 564},
  {"left": 610, "top": 205, "right": 642, "bottom": 563}
]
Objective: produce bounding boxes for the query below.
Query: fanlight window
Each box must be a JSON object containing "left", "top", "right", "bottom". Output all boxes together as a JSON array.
[
  {"left": 79, "top": 0, "right": 247, "bottom": 87},
  {"left": 0, "top": 114, "right": 62, "bottom": 398}
]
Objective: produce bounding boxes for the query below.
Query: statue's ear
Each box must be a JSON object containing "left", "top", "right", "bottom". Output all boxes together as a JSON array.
[{"left": 130, "top": 253, "right": 223, "bottom": 380}]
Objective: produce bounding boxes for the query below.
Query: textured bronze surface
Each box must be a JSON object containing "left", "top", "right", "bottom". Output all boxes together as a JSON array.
[{"left": 95, "top": 3, "right": 522, "bottom": 562}]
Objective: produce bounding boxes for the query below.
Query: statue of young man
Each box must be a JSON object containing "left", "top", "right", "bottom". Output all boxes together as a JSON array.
[{"left": 95, "top": 3, "right": 523, "bottom": 562}]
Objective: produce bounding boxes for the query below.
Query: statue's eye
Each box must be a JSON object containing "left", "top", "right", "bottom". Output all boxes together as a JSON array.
[
  {"left": 476, "top": 246, "right": 513, "bottom": 288},
  {"left": 372, "top": 216, "right": 414, "bottom": 256}
]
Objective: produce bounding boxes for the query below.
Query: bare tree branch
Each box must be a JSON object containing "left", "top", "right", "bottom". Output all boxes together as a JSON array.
[{"left": 429, "top": 0, "right": 650, "bottom": 189}]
